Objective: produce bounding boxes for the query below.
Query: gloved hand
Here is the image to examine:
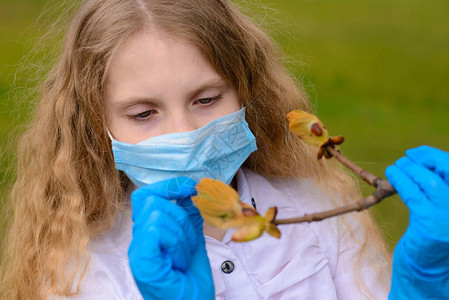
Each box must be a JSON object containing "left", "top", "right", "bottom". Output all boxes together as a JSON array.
[
  {"left": 386, "top": 145, "right": 449, "bottom": 299},
  {"left": 128, "top": 177, "right": 214, "bottom": 300}
]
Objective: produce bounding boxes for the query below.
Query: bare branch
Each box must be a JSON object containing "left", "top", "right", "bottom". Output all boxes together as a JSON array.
[
  {"left": 325, "top": 146, "right": 379, "bottom": 186},
  {"left": 273, "top": 179, "right": 397, "bottom": 225},
  {"left": 273, "top": 145, "right": 397, "bottom": 225}
]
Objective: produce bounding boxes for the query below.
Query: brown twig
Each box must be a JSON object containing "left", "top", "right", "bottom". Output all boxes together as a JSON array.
[
  {"left": 274, "top": 181, "right": 397, "bottom": 225},
  {"left": 273, "top": 144, "right": 397, "bottom": 225},
  {"left": 325, "top": 146, "right": 379, "bottom": 186}
]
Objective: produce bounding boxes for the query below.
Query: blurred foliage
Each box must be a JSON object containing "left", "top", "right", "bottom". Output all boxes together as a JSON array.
[{"left": 1, "top": 0, "right": 448, "bottom": 250}]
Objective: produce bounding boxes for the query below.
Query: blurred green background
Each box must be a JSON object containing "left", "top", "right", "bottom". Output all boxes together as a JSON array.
[{"left": 1, "top": 0, "right": 448, "bottom": 251}]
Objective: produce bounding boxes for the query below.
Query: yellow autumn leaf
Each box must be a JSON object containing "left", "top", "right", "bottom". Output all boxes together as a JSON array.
[
  {"left": 286, "top": 110, "right": 329, "bottom": 147},
  {"left": 231, "top": 221, "right": 265, "bottom": 242},
  {"left": 192, "top": 178, "right": 281, "bottom": 242},
  {"left": 192, "top": 178, "right": 243, "bottom": 229},
  {"left": 264, "top": 207, "right": 281, "bottom": 239}
]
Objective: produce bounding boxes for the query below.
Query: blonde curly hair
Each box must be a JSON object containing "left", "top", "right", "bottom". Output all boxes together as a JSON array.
[{"left": 1, "top": 0, "right": 391, "bottom": 298}]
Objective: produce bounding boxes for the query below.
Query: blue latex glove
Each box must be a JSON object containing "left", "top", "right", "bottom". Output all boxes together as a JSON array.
[
  {"left": 386, "top": 146, "right": 449, "bottom": 299},
  {"left": 128, "top": 177, "right": 214, "bottom": 300}
]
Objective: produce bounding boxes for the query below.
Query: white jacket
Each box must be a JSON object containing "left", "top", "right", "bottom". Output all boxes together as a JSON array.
[{"left": 55, "top": 167, "right": 389, "bottom": 299}]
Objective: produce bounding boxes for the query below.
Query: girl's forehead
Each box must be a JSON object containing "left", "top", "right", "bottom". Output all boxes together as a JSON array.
[
  {"left": 104, "top": 30, "right": 225, "bottom": 102},
  {"left": 108, "top": 30, "right": 210, "bottom": 75}
]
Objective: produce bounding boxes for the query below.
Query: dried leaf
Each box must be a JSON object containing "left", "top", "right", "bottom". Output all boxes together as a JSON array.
[
  {"left": 287, "top": 110, "right": 345, "bottom": 160},
  {"left": 192, "top": 178, "right": 243, "bottom": 229},
  {"left": 287, "top": 110, "right": 329, "bottom": 147},
  {"left": 264, "top": 207, "right": 281, "bottom": 239},
  {"left": 231, "top": 222, "right": 265, "bottom": 242},
  {"left": 192, "top": 178, "right": 281, "bottom": 242}
]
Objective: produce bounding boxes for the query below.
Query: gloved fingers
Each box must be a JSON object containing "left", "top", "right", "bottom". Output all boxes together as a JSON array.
[
  {"left": 176, "top": 196, "right": 201, "bottom": 219},
  {"left": 176, "top": 195, "right": 196, "bottom": 210},
  {"left": 132, "top": 176, "right": 197, "bottom": 205},
  {"left": 129, "top": 232, "right": 185, "bottom": 297},
  {"left": 406, "top": 145, "right": 449, "bottom": 184},
  {"left": 176, "top": 197, "right": 204, "bottom": 234},
  {"left": 395, "top": 157, "right": 449, "bottom": 209},
  {"left": 146, "top": 209, "right": 195, "bottom": 254},
  {"left": 132, "top": 193, "right": 187, "bottom": 224},
  {"left": 131, "top": 215, "right": 193, "bottom": 271},
  {"left": 132, "top": 196, "right": 199, "bottom": 252},
  {"left": 128, "top": 228, "right": 170, "bottom": 276},
  {"left": 385, "top": 164, "right": 426, "bottom": 208}
]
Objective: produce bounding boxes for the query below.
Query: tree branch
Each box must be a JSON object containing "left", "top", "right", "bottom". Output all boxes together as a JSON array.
[
  {"left": 326, "top": 146, "right": 376, "bottom": 186},
  {"left": 274, "top": 181, "right": 397, "bottom": 225},
  {"left": 273, "top": 145, "right": 397, "bottom": 225}
]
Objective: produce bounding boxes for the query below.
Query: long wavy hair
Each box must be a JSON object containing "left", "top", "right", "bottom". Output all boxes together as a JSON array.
[{"left": 1, "top": 0, "right": 391, "bottom": 298}]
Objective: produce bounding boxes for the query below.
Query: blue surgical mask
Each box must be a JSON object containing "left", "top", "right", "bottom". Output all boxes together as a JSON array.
[{"left": 110, "top": 108, "right": 257, "bottom": 187}]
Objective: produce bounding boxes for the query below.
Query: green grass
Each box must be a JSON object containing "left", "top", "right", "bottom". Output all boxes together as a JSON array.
[
  {"left": 258, "top": 0, "right": 449, "bottom": 249},
  {"left": 1, "top": 0, "right": 448, "bottom": 251}
]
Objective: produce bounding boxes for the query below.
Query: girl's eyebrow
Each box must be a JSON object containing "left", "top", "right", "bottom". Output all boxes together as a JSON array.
[
  {"left": 190, "top": 77, "right": 228, "bottom": 95},
  {"left": 115, "top": 96, "right": 159, "bottom": 110},
  {"left": 115, "top": 77, "right": 228, "bottom": 109}
]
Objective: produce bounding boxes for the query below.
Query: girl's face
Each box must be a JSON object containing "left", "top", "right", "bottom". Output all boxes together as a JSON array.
[{"left": 104, "top": 30, "right": 241, "bottom": 144}]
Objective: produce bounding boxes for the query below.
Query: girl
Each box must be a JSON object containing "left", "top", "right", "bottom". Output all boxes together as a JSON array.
[{"left": 1, "top": 0, "right": 447, "bottom": 299}]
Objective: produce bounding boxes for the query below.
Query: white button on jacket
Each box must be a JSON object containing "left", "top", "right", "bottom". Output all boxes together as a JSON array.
[{"left": 53, "top": 167, "right": 389, "bottom": 299}]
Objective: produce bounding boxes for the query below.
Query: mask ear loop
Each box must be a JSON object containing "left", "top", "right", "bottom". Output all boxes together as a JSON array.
[
  {"left": 105, "top": 126, "right": 136, "bottom": 193},
  {"left": 105, "top": 127, "right": 115, "bottom": 141}
]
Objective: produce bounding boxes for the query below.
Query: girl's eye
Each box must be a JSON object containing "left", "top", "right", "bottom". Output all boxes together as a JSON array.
[
  {"left": 129, "top": 110, "right": 154, "bottom": 121},
  {"left": 195, "top": 95, "right": 222, "bottom": 105}
]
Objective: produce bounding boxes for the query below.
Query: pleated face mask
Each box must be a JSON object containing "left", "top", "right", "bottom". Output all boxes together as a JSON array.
[{"left": 110, "top": 108, "right": 257, "bottom": 187}]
